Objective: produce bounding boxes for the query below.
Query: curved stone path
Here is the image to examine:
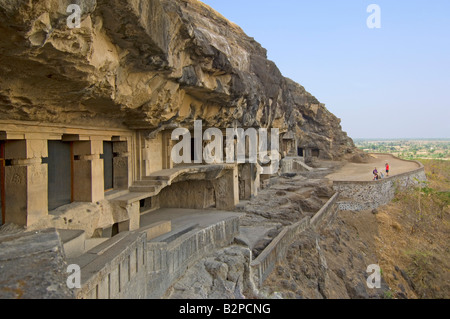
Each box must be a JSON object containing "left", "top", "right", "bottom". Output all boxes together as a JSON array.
[{"left": 326, "top": 154, "right": 421, "bottom": 182}]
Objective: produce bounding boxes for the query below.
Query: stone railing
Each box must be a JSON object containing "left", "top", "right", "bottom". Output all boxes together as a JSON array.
[
  {"left": 74, "top": 231, "right": 147, "bottom": 299},
  {"left": 310, "top": 192, "right": 339, "bottom": 228},
  {"left": 146, "top": 216, "right": 240, "bottom": 298},
  {"left": 333, "top": 159, "right": 426, "bottom": 211},
  {"left": 250, "top": 193, "right": 339, "bottom": 288},
  {"left": 250, "top": 217, "right": 310, "bottom": 288}
]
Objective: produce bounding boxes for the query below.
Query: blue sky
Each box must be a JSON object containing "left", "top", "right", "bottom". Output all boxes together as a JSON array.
[{"left": 200, "top": 0, "right": 450, "bottom": 138}]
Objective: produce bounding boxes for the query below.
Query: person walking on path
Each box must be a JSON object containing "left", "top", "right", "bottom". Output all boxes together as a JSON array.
[{"left": 385, "top": 163, "right": 390, "bottom": 177}]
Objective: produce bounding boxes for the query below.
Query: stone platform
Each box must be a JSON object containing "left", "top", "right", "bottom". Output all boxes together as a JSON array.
[{"left": 326, "top": 153, "right": 421, "bottom": 182}]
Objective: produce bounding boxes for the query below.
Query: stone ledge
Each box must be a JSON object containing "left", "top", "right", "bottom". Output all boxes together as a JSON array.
[{"left": 0, "top": 229, "right": 75, "bottom": 299}]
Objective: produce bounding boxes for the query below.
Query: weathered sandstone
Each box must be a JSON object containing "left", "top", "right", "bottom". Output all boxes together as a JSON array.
[{"left": 0, "top": 0, "right": 360, "bottom": 160}]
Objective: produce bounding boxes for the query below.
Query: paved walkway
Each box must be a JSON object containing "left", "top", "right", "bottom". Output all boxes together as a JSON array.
[{"left": 326, "top": 154, "right": 421, "bottom": 182}]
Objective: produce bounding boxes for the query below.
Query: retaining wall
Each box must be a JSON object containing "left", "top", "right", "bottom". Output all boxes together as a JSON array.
[
  {"left": 310, "top": 193, "right": 339, "bottom": 227},
  {"left": 250, "top": 193, "right": 339, "bottom": 288},
  {"left": 74, "top": 231, "right": 148, "bottom": 299},
  {"left": 146, "top": 216, "right": 239, "bottom": 298},
  {"left": 333, "top": 160, "right": 427, "bottom": 211},
  {"left": 250, "top": 217, "right": 310, "bottom": 288}
]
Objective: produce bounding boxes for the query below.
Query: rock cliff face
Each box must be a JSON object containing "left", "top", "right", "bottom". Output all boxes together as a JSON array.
[{"left": 0, "top": 0, "right": 358, "bottom": 160}]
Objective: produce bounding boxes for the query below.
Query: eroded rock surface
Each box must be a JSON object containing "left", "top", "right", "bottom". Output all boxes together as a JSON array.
[
  {"left": 0, "top": 229, "right": 75, "bottom": 299},
  {"left": 165, "top": 245, "right": 256, "bottom": 299},
  {"left": 0, "top": 0, "right": 360, "bottom": 160}
]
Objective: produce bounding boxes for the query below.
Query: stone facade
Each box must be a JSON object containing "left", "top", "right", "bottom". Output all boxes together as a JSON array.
[{"left": 0, "top": 120, "right": 265, "bottom": 241}]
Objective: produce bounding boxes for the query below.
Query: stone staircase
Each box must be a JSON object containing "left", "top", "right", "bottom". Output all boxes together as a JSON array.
[
  {"left": 57, "top": 229, "right": 109, "bottom": 259},
  {"left": 128, "top": 178, "right": 169, "bottom": 194},
  {"left": 109, "top": 164, "right": 233, "bottom": 207},
  {"left": 107, "top": 175, "right": 171, "bottom": 207}
]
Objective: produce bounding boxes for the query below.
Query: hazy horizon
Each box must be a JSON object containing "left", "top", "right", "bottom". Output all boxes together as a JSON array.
[{"left": 201, "top": 0, "right": 450, "bottom": 139}]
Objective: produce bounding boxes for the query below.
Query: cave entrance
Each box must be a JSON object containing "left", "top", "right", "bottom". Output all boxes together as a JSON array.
[
  {"left": 102, "top": 141, "right": 114, "bottom": 191},
  {"left": 140, "top": 197, "right": 154, "bottom": 214},
  {"left": 190, "top": 137, "right": 202, "bottom": 164},
  {"left": 312, "top": 149, "right": 320, "bottom": 158},
  {"left": 298, "top": 148, "right": 304, "bottom": 157},
  {"left": 46, "top": 141, "right": 73, "bottom": 211},
  {"left": 0, "top": 141, "right": 5, "bottom": 225},
  {"left": 191, "top": 138, "right": 195, "bottom": 163}
]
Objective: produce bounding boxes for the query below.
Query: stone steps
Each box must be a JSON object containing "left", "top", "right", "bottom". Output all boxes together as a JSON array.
[
  {"left": 58, "top": 229, "right": 85, "bottom": 259},
  {"left": 104, "top": 189, "right": 131, "bottom": 200},
  {"left": 58, "top": 229, "right": 110, "bottom": 259},
  {"left": 128, "top": 178, "right": 168, "bottom": 194},
  {"left": 142, "top": 174, "right": 172, "bottom": 181},
  {"left": 132, "top": 180, "right": 165, "bottom": 187},
  {"left": 129, "top": 185, "right": 157, "bottom": 193}
]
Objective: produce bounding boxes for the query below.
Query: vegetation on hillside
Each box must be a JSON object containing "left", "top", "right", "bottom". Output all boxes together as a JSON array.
[
  {"left": 375, "top": 159, "right": 450, "bottom": 299},
  {"left": 354, "top": 139, "right": 450, "bottom": 160}
]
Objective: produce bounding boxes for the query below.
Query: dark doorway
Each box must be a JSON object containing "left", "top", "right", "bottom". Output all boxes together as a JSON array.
[
  {"left": 190, "top": 137, "right": 203, "bottom": 164},
  {"left": 191, "top": 138, "right": 195, "bottom": 163},
  {"left": 103, "top": 141, "right": 114, "bottom": 191},
  {"left": 140, "top": 197, "right": 153, "bottom": 214},
  {"left": 112, "top": 223, "right": 119, "bottom": 237},
  {"left": 47, "top": 141, "right": 73, "bottom": 211},
  {"left": 312, "top": 149, "right": 320, "bottom": 158},
  {"left": 298, "top": 148, "right": 304, "bottom": 157},
  {"left": 0, "top": 141, "right": 5, "bottom": 225}
]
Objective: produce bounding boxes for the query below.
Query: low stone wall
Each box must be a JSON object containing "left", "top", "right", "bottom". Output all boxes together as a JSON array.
[
  {"left": 250, "top": 193, "right": 339, "bottom": 288},
  {"left": 334, "top": 160, "right": 427, "bottom": 211},
  {"left": 250, "top": 217, "right": 311, "bottom": 288},
  {"left": 74, "top": 231, "right": 148, "bottom": 299},
  {"left": 146, "top": 216, "right": 239, "bottom": 299},
  {"left": 310, "top": 192, "right": 339, "bottom": 227},
  {"left": 280, "top": 157, "right": 312, "bottom": 174}
]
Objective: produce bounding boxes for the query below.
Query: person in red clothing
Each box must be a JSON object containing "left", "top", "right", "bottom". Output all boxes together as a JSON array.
[{"left": 385, "top": 163, "right": 390, "bottom": 177}]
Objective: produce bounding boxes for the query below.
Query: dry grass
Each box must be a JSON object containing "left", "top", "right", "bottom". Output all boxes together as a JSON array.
[{"left": 375, "top": 159, "right": 450, "bottom": 299}]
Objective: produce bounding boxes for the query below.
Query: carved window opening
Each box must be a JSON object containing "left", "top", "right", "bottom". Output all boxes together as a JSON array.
[
  {"left": 102, "top": 141, "right": 114, "bottom": 191},
  {"left": 45, "top": 141, "right": 73, "bottom": 211}
]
